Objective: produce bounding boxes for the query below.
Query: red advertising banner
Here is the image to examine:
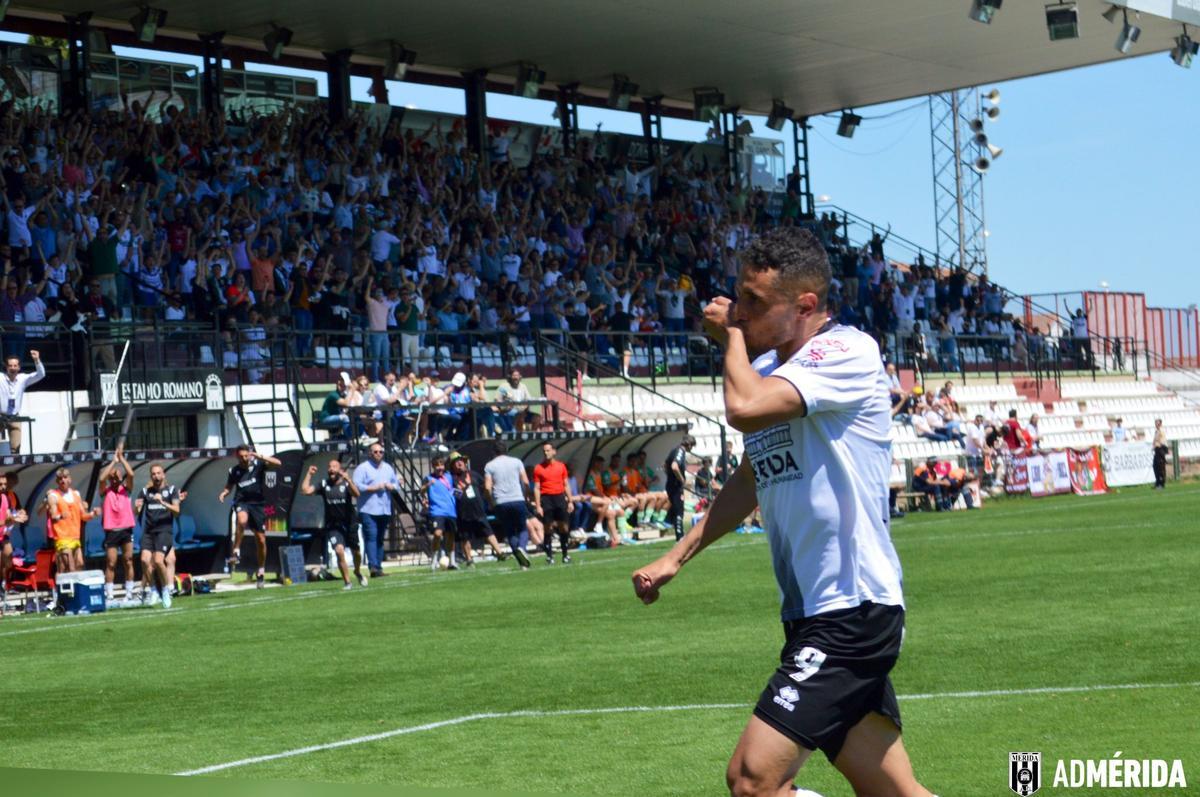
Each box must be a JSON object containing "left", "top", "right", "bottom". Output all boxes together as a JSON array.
[
  {"left": 1005, "top": 453, "right": 1029, "bottom": 494},
  {"left": 1068, "top": 447, "right": 1108, "bottom": 496}
]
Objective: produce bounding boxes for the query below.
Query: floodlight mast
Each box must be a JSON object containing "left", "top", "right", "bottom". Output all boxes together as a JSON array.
[{"left": 929, "top": 89, "right": 990, "bottom": 276}]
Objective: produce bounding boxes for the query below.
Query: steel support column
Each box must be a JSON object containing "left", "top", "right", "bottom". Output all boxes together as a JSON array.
[
  {"left": 557, "top": 82, "right": 580, "bottom": 157},
  {"left": 463, "top": 69, "right": 489, "bottom": 169},
  {"left": 63, "top": 13, "right": 92, "bottom": 113},
  {"left": 792, "top": 117, "right": 814, "bottom": 218},
  {"left": 324, "top": 48, "right": 352, "bottom": 123},
  {"left": 721, "top": 108, "right": 741, "bottom": 188},
  {"left": 200, "top": 32, "right": 225, "bottom": 115},
  {"left": 641, "top": 95, "right": 664, "bottom": 161}
]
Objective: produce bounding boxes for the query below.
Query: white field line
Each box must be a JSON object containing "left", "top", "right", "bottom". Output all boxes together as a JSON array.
[{"left": 174, "top": 680, "right": 1200, "bottom": 776}]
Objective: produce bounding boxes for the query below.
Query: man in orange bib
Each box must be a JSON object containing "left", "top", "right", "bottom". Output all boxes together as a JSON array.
[{"left": 47, "top": 467, "right": 99, "bottom": 573}]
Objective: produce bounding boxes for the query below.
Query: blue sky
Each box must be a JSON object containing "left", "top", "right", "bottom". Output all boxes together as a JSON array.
[{"left": 5, "top": 32, "right": 1194, "bottom": 310}]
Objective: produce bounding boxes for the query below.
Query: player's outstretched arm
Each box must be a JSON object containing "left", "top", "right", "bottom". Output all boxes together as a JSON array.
[{"left": 632, "top": 459, "right": 757, "bottom": 606}]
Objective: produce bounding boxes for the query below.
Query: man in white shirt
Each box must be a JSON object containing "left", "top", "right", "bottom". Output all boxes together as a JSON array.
[
  {"left": 1, "top": 349, "right": 44, "bottom": 453},
  {"left": 892, "top": 283, "right": 915, "bottom": 335},
  {"left": 964, "top": 413, "right": 987, "bottom": 472},
  {"left": 633, "top": 228, "right": 930, "bottom": 797}
]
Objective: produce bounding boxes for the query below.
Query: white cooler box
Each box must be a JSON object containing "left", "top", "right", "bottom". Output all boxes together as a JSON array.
[{"left": 56, "top": 570, "right": 107, "bottom": 615}]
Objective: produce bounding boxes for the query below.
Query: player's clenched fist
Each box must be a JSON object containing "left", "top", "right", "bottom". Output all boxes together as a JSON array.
[{"left": 702, "top": 296, "right": 735, "bottom": 346}]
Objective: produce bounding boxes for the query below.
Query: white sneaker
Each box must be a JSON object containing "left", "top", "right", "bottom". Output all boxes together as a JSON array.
[
  {"left": 144, "top": 590, "right": 160, "bottom": 607},
  {"left": 161, "top": 590, "right": 172, "bottom": 609}
]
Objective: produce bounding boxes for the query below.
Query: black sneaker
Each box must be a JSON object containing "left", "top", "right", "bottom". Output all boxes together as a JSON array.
[
  {"left": 496, "top": 550, "right": 510, "bottom": 561},
  {"left": 513, "top": 548, "right": 531, "bottom": 569},
  {"left": 256, "top": 573, "right": 265, "bottom": 590},
  {"left": 562, "top": 553, "right": 572, "bottom": 564},
  {"left": 545, "top": 553, "right": 555, "bottom": 565}
]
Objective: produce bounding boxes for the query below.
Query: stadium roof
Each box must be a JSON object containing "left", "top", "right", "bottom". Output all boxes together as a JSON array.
[{"left": 6, "top": 0, "right": 1188, "bottom": 116}]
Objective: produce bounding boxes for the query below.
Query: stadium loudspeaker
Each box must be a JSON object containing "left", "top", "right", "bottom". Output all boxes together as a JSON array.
[
  {"left": 986, "top": 143, "right": 1003, "bottom": 159},
  {"left": 264, "top": 25, "right": 293, "bottom": 61},
  {"left": 985, "top": 106, "right": 1001, "bottom": 120},
  {"left": 386, "top": 42, "right": 416, "bottom": 80},
  {"left": 982, "top": 88, "right": 1001, "bottom": 103},
  {"left": 608, "top": 74, "right": 638, "bottom": 110},
  {"left": 969, "top": 118, "right": 985, "bottom": 133},
  {"left": 515, "top": 62, "right": 545, "bottom": 98},
  {"left": 130, "top": 7, "right": 167, "bottom": 43},
  {"left": 969, "top": 0, "right": 1002, "bottom": 25},
  {"left": 1171, "top": 32, "right": 1198, "bottom": 68},
  {"left": 973, "top": 131, "right": 989, "bottom": 147},
  {"left": 1115, "top": 11, "right": 1140, "bottom": 53},
  {"left": 735, "top": 119, "right": 754, "bottom": 136},
  {"left": 766, "top": 99, "right": 793, "bottom": 131},
  {"left": 1101, "top": 4, "right": 1122, "bottom": 24},
  {"left": 836, "top": 111, "right": 862, "bottom": 138},
  {"left": 693, "top": 87, "right": 724, "bottom": 122},
  {"left": 972, "top": 155, "right": 991, "bottom": 173},
  {"left": 1045, "top": 2, "right": 1079, "bottom": 41}
]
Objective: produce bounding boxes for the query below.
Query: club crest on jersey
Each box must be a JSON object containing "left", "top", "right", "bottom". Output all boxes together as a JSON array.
[{"left": 1010, "top": 752, "right": 1041, "bottom": 795}]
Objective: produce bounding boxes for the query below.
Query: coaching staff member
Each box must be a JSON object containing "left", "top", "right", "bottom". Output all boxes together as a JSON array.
[
  {"left": 632, "top": 228, "right": 932, "bottom": 797},
  {"left": 664, "top": 434, "right": 695, "bottom": 541},
  {"left": 532, "top": 442, "right": 572, "bottom": 564}
]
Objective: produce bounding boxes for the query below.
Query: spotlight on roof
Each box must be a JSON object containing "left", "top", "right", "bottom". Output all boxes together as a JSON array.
[
  {"left": 1171, "top": 27, "right": 1198, "bottom": 68},
  {"left": 765, "top": 99, "right": 793, "bottom": 131},
  {"left": 735, "top": 119, "right": 754, "bottom": 136},
  {"left": 1101, "top": 4, "right": 1122, "bottom": 24},
  {"left": 1115, "top": 10, "right": 1140, "bottom": 53},
  {"left": 263, "top": 24, "right": 293, "bottom": 61},
  {"left": 969, "top": 0, "right": 1002, "bottom": 25},
  {"left": 129, "top": 6, "right": 167, "bottom": 43},
  {"left": 693, "top": 87, "right": 724, "bottom": 122},
  {"left": 386, "top": 42, "right": 416, "bottom": 81},
  {"left": 1044, "top": 2, "right": 1079, "bottom": 40},
  {"left": 836, "top": 110, "right": 862, "bottom": 139},
  {"left": 607, "top": 74, "right": 638, "bottom": 110},
  {"left": 514, "top": 62, "right": 545, "bottom": 98}
]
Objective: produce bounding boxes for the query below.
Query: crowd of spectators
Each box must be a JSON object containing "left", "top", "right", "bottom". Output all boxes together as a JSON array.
[{"left": 0, "top": 96, "right": 1085, "bottom": 394}]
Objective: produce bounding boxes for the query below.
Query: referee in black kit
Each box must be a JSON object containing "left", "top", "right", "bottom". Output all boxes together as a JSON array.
[{"left": 665, "top": 434, "right": 695, "bottom": 541}]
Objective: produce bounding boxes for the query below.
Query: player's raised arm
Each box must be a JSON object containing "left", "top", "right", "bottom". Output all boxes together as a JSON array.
[{"left": 632, "top": 458, "right": 757, "bottom": 605}]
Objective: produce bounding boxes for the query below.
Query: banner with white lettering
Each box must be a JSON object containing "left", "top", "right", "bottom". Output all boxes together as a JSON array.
[
  {"left": 1101, "top": 441, "right": 1155, "bottom": 487},
  {"left": 98, "top": 370, "right": 225, "bottom": 410}
]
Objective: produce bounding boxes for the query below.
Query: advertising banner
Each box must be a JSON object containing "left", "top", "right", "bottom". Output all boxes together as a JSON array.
[
  {"left": 1028, "top": 450, "right": 1071, "bottom": 497},
  {"left": 1068, "top": 447, "right": 1109, "bottom": 496},
  {"left": 1005, "top": 453, "right": 1029, "bottom": 494},
  {"left": 1102, "top": 441, "right": 1155, "bottom": 487}
]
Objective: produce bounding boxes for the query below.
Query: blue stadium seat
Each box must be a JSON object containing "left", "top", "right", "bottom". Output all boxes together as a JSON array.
[{"left": 175, "top": 515, "right": 217, "bottom": 551}]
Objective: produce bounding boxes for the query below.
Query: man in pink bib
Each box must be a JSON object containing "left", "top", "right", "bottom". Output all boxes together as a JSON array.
[{"left": 100, "top": 445, "right": 137, "bottom": 604}]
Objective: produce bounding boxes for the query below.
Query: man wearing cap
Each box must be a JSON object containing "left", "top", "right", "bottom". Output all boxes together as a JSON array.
[
  {"left": 665, "top": 434, "right": 696, "bottom": 541},
  {"left": 444, "top": 372, "right": 473, "bottom": 441}
]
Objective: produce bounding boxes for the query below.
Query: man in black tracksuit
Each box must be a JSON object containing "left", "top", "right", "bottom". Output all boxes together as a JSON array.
[{"left": 665, "top": 434, "right": 696, "bottom": 541}]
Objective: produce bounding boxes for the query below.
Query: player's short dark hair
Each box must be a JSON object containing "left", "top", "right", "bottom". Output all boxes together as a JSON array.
[
  {"left": 235, "top": 444, "right": 250, "bottom": 454},
  {"left": 1008, "top": 410, "right": 1017, "bottom": 419},
  {"left": 742, "top": 227, "right": 832, "bottom": 309},
  {"left": 682, "top": 434, "right": 697, "bottom": 447},
  {"left": 430, "top": 455, "right": 445, "bottom": 467},
  {"left": 493, "top": 440, "right": 508, "bottom": 456}
]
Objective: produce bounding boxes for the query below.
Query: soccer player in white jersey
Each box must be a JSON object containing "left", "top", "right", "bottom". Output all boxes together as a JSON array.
[{"left": 633, "top": 228, "right": 932, "bottom": 797}]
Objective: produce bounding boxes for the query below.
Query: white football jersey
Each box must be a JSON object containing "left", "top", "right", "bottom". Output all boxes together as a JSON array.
[{"left": 747, "top": 323, "right": 904, "bottom": 620}]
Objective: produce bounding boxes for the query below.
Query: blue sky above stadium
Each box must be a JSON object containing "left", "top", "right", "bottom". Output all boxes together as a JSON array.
[{"left": 6, "top": 32, "right": 1193, "bottom": 311}]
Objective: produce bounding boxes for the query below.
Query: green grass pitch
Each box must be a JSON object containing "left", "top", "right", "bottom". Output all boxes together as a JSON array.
[{"left": 1, "top": 482, "right": 1197, "bottom": 796}]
